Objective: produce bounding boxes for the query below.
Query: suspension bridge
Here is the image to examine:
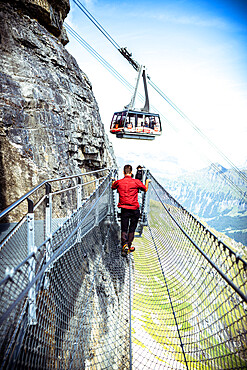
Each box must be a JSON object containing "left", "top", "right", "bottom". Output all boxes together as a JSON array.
[
  {"left": 0, "top": 168, "right": 246, "bottom": 369},
  {"left": 1, "top": 0, "right": 247, "bottom": 368}
]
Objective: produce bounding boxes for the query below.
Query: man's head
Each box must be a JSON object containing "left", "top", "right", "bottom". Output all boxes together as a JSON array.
[{"left": 124, "top": 164, "right": 132, "bottom": 175}]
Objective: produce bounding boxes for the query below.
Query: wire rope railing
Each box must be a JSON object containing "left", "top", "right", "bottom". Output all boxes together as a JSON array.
[
  {"left": 131, "top": 174, "right": 247, "bottom": 369},
  {"left": 0, "top": 169, "right": 246, "bottom": 369}
]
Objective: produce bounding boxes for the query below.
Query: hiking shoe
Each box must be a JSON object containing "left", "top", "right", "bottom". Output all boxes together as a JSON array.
[
  {"left": 121, "top": 243, "right": 129, "bottom": 257},
  {"left": 128, "top": 246, "right": 135, "bottom": 253}
]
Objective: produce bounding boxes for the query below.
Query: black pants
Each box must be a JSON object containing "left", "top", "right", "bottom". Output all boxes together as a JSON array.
[{"left": 120, "top": 208, "right": 140, "bottom": 247}]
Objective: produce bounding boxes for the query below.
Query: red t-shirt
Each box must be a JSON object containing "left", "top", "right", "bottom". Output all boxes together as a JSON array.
[{"left": 112, "top": 176, "right": 146, "bottom": 210}]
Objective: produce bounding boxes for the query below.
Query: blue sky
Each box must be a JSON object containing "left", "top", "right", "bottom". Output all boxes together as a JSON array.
[{"left": 66, "top": 0, "right": 247, "bottom": 178}]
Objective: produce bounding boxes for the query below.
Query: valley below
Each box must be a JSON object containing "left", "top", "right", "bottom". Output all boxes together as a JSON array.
[{"left": 162, "top": 163, "right": 247, "bottom": 258}]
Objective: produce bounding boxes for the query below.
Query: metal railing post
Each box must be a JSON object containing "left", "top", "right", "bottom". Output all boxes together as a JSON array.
[
  {"left": 77, "top": 177, "right": 82, "bottom": 209},
  {"left": 27, "top": 198, "right": 37, "bottom": 325},
  {"left": 45, "top": 184, "right": 52, "bottom": 259},
  {"left": 45, "top": 184, "right": 52, "bottom": 289},
  {"left": 95, "top": 179, "right": 99, "bottom": 226},
  {"left": 107, "top": 174, "right": 112, "bottom": 218},
  {"left": 76, "top": 177, "right": 82, "bottom": 244},
  {"left": 112, "top": 190, "right": 118, "bottom": 224},
  {"left": 111, "top": 169, "right": 119, "bottom": 224},
  {"left": 142, "top": 169, "right": 150, "bottom": 225},
  {"left": 45, "top": 183, "right": 52, "bottom": 238}
]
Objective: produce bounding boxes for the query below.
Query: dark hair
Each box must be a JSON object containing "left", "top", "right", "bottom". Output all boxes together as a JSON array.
[
  {"left": 137, "top": 165, "right": 142, "bottom": 169},
  {"left": 124, "top": 164, "right": 132, "bottom": 174}
]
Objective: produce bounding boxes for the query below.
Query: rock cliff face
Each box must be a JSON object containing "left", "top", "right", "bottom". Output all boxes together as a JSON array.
[
  {"left": 0, "top": 0, "right": 116, "bottom": 212},
  {"left": 5, "top": 0, "right": 70, "bottom": 45}
]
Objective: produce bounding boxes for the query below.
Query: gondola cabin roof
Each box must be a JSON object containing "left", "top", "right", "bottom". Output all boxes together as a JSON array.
[{"left": 110, "top": 110, "right": 162, "bottom": 140}]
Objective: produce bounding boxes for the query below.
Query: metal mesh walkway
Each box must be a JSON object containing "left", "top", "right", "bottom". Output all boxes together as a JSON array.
[{"left": 0, "top": 169, "right": 246, "bottom": 369}]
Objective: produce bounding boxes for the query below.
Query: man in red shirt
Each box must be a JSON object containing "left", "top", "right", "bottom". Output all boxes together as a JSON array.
[{"left": 112, "top": 164, "right": 151, "bottom": 256}]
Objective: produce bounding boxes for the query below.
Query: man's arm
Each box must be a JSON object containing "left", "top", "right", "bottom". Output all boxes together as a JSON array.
[
  {"left": 137, "top": 179, "right": 151, "bottom": 192},
  {"left": 145, "top": 179, "right": 151, "bottom": 191},
  {"left": 111, "top": 178, "right": 118, "bottom": 189}
]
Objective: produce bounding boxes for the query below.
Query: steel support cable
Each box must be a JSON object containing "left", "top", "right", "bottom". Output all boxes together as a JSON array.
[
  {"left": 147, "top": 104, "right": 246, "bottom": 199},
  {"left": 65, "top": 23, "right": 181, "bottom": 138},
  {"left": 67, "top": 30, "right": 246, "bottom": 204},
  {"left": 72, "top": 0, "right": 121, "bottom": 50},
  {"left": 65, "top": 23, "right": 181, "bottom": 137},
  {"left": 150, "top": 172, "right": 247, "bottom": 268},
  {"left": 71, "top": 0, "right": 140, "bottom": 70},
  {"left": 147, "top": 223, "right": 189, "bottom": 370},
  {"left": 150, "top": 179, "right": 247, "bottom": 304},
  {"left": 65, "top": 17, "right": 215, "bottom": 169},
  {"left": 65, "top": 23, "right": 134, "bottom": 94},
  {"left": 0, "top": 174, "right": 113, "bottom": 327},
  {"left": 148, "top": 79, "right": 247, "bottom": 186},
  {"left": 70, "top": 1, "right": 247, "bottom": 192}
]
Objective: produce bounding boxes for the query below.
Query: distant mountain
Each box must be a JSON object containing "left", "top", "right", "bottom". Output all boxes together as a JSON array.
[{"left": 162, "top": 163, "right": 247, "bottom": 248}]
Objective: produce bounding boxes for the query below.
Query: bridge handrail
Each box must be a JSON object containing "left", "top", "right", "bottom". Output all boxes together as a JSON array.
[
  {"left": 0, "top": 171, "right": 115, "bottom": 326},
  {"left": 149, "top": 172, "right": 247, "bottom": 268},
  {"left": 0, "top": 168, "right": 112, "bottom": 221},
  {"left": 0, "top": 175, "right": 109, "bottom": 251}
]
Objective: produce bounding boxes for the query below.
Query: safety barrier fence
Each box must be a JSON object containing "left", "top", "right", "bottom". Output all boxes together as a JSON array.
[
  {"left": 131, "top": 174, "right": 247, "bottom": 369},
  {"left": 0, "top": 169, "right": 246, "bottom": 369},
  {"left": 0, "top": 168, "right": 113, "bottom": 279},
  {"left": 0, "top": 168, "right": 132, "bottom": 369}
]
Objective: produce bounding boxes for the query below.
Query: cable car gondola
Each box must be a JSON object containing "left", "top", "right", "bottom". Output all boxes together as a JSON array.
[
  {"left": 110, "top": 66, "right": 162, "bottom": 140},
  {"left": 110, "top": 110, "right": 161, "bottom": 140}
]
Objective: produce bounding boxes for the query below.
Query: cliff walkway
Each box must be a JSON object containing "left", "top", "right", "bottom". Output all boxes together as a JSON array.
[{"left": 0, "top": 168, "right": 246, "bottom": 369}]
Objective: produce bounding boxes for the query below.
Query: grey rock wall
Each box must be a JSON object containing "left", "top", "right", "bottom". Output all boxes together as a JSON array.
[
  {"left": 0, "top": 1, "right": 116, "bottom": 213},
  {"left": 7, "top": 0, "right": 70, "bottom": 44}
]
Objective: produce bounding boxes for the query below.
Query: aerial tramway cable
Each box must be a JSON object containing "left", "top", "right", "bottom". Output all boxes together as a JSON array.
[
  {"left": 71, "top": 0, "right": 121, "bottom": 51},
  {"left": 65, "top": 23, "right": 134, "bottom": 94},
  {"left": 65, "top": 23, "right": 168, "bottom": 125},
  {"left": 67, "top": 2, "right": 247, "bottom": 193},
  {"left": 65, "top": 23, "right": 246, "bottom": 199},
  {"left": 148, "top": 79, "right": 247, "bottom": 185},
  {"left": 65, "top": 23, "right": 246, "bottom": 200},
  {"left": 71, "top": 0, "right": 140, "bottom": 70}
]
